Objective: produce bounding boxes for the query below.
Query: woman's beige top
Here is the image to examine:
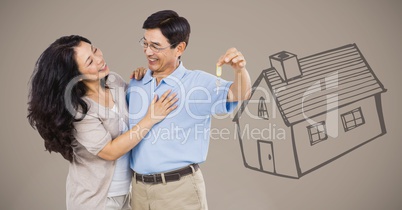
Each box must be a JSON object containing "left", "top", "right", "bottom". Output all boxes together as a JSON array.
[{"left": 66, "top": 72, "right": 130, "bottom": 210}]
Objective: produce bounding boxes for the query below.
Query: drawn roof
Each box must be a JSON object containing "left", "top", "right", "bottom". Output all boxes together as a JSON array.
[{"left": 233, "top": 44, "right": 387, "bottom": 126}]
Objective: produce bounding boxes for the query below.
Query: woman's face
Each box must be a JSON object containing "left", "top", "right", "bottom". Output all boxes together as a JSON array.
[{"left": 74, "top": 41, "right": 109, "bottom": 80}]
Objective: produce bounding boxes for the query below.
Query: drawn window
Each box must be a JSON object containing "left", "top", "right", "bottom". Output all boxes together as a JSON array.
[
  {"left": 258, "top": 97, "right": 269, "bottom": 120},
  {"left": 307, "top": 121, "right": 328, "bottom": 145},
  {"left": 341, "top": 107, "right": 365, "bottom": 132}
]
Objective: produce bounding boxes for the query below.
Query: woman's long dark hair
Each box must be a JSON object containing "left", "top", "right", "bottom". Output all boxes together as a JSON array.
[{"left": 27, "top": 35, "right": 92, "bottom": 162}]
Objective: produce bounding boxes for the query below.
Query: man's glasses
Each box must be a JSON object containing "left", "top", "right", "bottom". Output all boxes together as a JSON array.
[{"left": 139, "top": 38, "right": 176, "bottom": 53}]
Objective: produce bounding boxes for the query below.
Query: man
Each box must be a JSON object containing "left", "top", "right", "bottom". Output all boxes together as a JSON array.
[{"left": 127, "top": 10, "right": 251, "bottom": 210}]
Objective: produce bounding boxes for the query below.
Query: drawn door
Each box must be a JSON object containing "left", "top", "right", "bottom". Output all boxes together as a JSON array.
[{"left": 258, "top": 140, "right": 276, "bottom": 173}]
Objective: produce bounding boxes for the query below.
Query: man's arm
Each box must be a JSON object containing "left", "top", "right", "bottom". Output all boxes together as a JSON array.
[{"left": 217, "top": 48, "right": 251, "bottom": 102}]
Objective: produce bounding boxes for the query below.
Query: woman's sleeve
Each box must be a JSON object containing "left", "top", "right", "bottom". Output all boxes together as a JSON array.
[{"left": 73, "top": 113, "right": 112, "bottom": 155}]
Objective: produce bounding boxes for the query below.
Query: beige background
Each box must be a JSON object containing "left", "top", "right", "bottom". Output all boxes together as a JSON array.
[{"left": 1, "top": 0, "right": 401, "bottom": 209}]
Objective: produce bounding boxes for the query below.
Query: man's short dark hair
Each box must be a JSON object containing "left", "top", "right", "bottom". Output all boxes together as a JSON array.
[{"left": 143, "top": 10, "right": 191, "bottom": 49}]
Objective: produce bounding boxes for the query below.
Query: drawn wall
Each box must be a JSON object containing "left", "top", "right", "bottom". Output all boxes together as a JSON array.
[{"left": 1, "top": 1, "right": 401, "bottom": 209}]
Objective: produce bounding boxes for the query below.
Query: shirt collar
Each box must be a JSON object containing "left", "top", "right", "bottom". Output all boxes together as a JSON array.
[
  {"left": 142, "top": 62, "right": 186, "bottom": 87},
  {"left": 142, "top": 69, "right": 154, "bottom": 85}
]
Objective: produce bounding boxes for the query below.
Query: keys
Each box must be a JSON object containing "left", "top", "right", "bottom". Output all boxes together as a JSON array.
[
  {"left": 216, "top": 65, "right": 222, "bottom": 95},
  {"left": 216, "top": 79, "right": 221, "bottom": 94}
]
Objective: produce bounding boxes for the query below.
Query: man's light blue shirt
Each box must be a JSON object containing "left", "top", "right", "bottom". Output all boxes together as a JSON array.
[{"left": 127, "top": 62, "right": 238, "bottom": 174}]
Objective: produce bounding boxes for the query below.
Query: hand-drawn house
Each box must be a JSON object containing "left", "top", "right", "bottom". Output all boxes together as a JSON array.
[{"left": 232, "top": 44, "right": 387, "bottom": 179}]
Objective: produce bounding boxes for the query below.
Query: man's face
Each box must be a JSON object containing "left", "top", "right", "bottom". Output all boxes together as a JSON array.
[{"left": 142, "top": 28, "right": 180, "bottom": 78}]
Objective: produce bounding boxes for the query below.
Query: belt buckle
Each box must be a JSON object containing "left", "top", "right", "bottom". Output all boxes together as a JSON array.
[
  {"left": 153, "top": 174, "right": 157, "bottom": 183},
  {"left": 141, "top": 174, "right": 157, "bottom": 184}
]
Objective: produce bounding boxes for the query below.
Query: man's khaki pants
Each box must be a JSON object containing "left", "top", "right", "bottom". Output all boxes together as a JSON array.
[{"left": 131, "top": 169, "right": 208, "bottom": 210}]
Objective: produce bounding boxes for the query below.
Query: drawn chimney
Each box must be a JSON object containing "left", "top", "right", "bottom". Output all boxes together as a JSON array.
[{"left": 269, "top": 51, "right": 302, "bottom": 83}]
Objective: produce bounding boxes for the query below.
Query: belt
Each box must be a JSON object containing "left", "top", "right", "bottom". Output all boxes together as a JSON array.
[{"left": 134, "top": 164, "right": 199, "bottom": 184}]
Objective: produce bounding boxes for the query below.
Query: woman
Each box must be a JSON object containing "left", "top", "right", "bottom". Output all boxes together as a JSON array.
[{"left": 27, "top": 35, "right": 177, "bottom": 210}]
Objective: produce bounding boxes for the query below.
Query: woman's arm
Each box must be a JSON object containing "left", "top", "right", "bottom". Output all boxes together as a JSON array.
[{"left": 98, "top": 89, "right": 178, "bottom": 160}]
